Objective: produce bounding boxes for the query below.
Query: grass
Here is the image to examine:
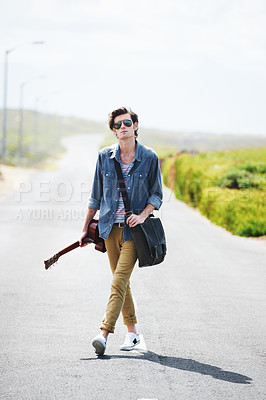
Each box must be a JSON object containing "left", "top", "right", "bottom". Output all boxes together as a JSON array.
[{"left": 162, "top": 147, "right": 266, "bottom": 237}]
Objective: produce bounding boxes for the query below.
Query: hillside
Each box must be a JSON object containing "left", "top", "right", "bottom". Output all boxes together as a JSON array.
[
  {"left": 0, "top": 109, "right": 107, "bottom": 166},
  {"left": 140, "top": 127, "right": 266, "bottom": 153},
  {"left": 1, "top": 108, "right": 266, "bottom": 165}
]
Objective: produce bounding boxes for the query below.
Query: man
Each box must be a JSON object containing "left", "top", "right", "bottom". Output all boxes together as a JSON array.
[{"left": 80, "top": 107, "right": 163, "bottom": 355}]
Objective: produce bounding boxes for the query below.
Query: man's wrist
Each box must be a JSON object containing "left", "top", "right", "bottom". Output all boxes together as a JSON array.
[{"left": 139, "top": 206, "right": 154, "bottom": 220}]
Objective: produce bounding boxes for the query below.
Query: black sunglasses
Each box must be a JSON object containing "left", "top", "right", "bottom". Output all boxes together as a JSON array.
[{"left": 113, "top": 119, "right": 132, "bottom": 130}]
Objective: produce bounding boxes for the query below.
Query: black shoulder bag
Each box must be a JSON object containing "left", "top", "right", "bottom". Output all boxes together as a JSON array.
[{"left": 114, "top": 159, "right": 167, "bottom": 268}]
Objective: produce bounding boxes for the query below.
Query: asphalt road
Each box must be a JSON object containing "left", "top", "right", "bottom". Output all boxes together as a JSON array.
[{"left": 0, "top": 134, "right": 265, "bottom": 400}]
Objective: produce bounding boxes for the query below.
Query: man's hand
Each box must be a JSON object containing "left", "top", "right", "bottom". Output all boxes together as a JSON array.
[
  {"left": 79, "top": 208, "right": 97, "bottom": 247},
  {"left": 126, "top": 214, "right": 146, "bottom": 228},
  {"left": 126, "top": 204, "right": 155, "bottom": 228},
  {"left": 79, "top": 231, "right": 89, "bottom": 247}
]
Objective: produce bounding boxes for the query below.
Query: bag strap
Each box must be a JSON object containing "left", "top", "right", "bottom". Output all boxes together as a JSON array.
[{"left": 113, "top": 158, "right": 133, "bottom": 219}]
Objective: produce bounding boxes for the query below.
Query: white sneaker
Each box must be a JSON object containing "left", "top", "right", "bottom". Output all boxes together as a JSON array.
[
  {"left": 92, "top": 334, "right": 106, "bottom": 356},
  {"left": 120, "top": 332, "right": 140, "bottom": 351}
]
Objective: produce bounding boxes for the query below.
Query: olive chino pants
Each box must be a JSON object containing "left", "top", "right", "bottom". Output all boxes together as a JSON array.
[{"left": 100, "top": 225, "right": 138, "bottom": 333}]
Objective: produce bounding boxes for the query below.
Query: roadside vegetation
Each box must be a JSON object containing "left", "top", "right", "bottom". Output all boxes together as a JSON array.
[
  {"left": 162, "top": 147, "right": 266, "bottom": 237},
  {"left": 0, "top": 108, "right": 105, "bottom": 168}
]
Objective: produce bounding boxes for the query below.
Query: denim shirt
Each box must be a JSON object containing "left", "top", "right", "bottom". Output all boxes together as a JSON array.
[{"left": 88, "top": 140, "right": 163, "bottom": 241}]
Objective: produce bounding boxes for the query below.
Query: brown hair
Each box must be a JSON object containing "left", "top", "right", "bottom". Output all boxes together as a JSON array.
[{"left": 108, "top": 107, "right": 139, "bottom": 138}]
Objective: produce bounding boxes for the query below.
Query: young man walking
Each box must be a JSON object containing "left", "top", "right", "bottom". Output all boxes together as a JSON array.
[{"left": 80, "top": 107, "right": 163, "bottom": 355}]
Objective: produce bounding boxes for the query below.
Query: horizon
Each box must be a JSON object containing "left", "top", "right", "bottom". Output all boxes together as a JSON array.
[{"left": 2, "top": 107, "right": 266, "bottom": 138}]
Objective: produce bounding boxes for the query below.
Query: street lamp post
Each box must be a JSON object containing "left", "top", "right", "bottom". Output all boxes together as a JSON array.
[
  {"left": 18, "top": 81, "right": 26, "bottom": 158},
  {"left": 1, "top": 49, "right": 9, "bottom": 160},
  {"left": 34, "top": 96, "right": 40, "bottom": 152},
  {"left": 1, "top": 41, "right": 44, "bottom": 160},
  {"left": 18, "top": 75, "right": 45, "bottom": 157}
]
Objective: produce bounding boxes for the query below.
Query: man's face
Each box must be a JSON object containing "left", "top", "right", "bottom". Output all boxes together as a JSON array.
[{"left": 112, "top": 113, "right": 138, "bottom": 140}]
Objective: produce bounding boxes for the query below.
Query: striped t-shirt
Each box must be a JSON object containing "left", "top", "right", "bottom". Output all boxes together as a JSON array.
[{"left": 114, "top": 161, "right": 133, "bottom": 223}]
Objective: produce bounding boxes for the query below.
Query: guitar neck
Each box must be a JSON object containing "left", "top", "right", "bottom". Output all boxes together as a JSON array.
[
  {"left": 56, "top": 235, "right": 94, "bottom": 259},
  {"left": 44, "top": 220, "right": 105, "bottom": 270},
  {"left": 58, "top": 241, "right": 80, "bottom": 257}
]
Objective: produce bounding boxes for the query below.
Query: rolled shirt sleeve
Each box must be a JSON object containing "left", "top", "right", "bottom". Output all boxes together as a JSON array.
[
  {"left": 147, "top": 155, "right": 163, "bottom": 210},
  {"left": 88, "top": 154, "right": 102, "bottom": 210}
]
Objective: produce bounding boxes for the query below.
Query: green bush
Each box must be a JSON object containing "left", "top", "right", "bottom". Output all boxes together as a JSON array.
[
  {"left": 199, "top": 188, "right": 266, "bottom": 237},
  {"left": 162, "top": 147, "right": 266, "bottom": 237},
  {"left": 239, "top": 163, "right": 266, "bottom": 174},
  {"left": 172, "top": 153, "right": 228, "bottom": 206},
  {"left": 219, "top": 169, "right": 259, "bottom": 189}
]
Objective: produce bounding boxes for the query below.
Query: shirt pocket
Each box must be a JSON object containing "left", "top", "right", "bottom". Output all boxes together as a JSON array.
[
  {"left": 102, "top": 170, "right": 115, "bottom": 189},
  {"left": 132, "top": 171, "right": 149, "bottom": 193}
]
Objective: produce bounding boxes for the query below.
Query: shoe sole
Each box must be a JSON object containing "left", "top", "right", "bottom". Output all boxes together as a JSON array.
[
  {"left": 120, "top": 339, "right": 140, "bottom": 351},
  {"left": 92, "top": 339, "right": 106, "bottom": 355}
]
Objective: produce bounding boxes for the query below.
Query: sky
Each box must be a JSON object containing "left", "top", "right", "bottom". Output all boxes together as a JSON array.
[{"left": 1, "top": 0, "right": 266, "bottom": 135}]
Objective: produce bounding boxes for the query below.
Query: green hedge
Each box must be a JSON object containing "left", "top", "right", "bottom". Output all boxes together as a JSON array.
[
  {"left": 199, "top": 188, "right": 266, "bottom": 237},
  {"left": 162, "top": 147, "right": 266, "bottom": 237}
]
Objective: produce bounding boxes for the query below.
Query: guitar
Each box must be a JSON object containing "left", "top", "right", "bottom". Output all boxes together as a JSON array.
[{"left": 44, "top": 219, "right": 106, "bottom": 270}]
